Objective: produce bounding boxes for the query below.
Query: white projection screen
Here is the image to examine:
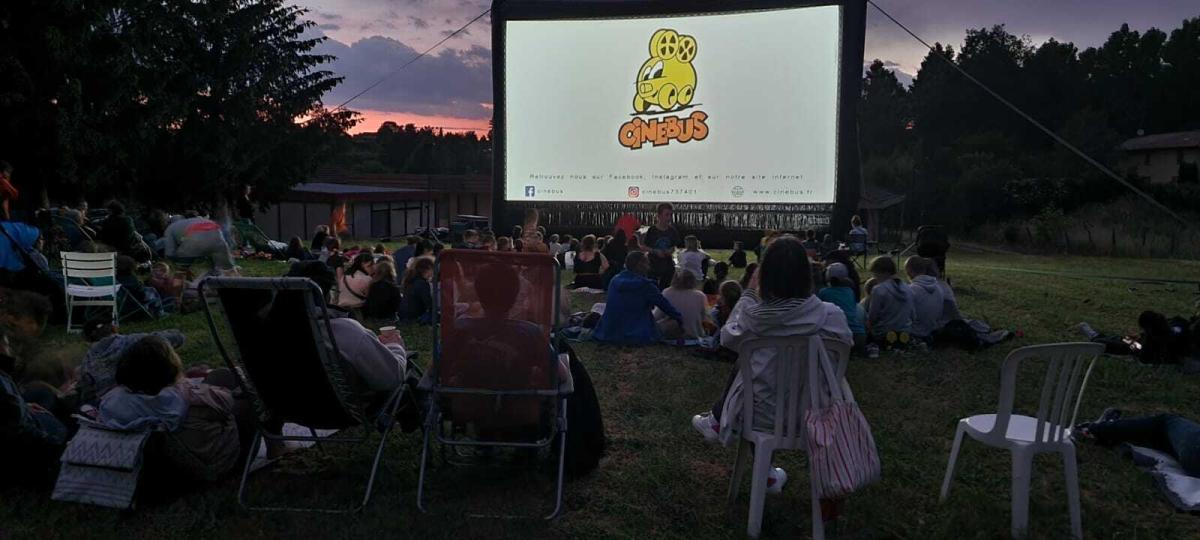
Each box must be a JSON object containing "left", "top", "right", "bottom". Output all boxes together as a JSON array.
[{"left": 499, "top": 3, "right": 844, "bottom": 204}]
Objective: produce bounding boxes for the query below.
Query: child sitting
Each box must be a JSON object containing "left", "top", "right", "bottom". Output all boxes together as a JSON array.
[
  {"left": 905, "top": 256, "right": 946, "bottom": 342},
  {"left": 678, "top": 235, "right": 711, "bottom": 281},
  {"left": 714, "top": 279, "right": 743, "bottom": 328},
  {"left": 818, "top": 263, "right": 866, "bottom": 351},
  {"left": 729, "top": 241, "right": 748, "bottom": 268},
  {"left": 865, "top": 256, "right": 913, "bottom": 353},
  {"left": 116, "top": 255, "right": 163, "bottom": 319}
]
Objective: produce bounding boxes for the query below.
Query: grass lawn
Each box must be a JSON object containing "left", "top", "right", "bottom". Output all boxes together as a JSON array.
[{"left": 4, "top": 248, "right": 1199, "bottom": 538}]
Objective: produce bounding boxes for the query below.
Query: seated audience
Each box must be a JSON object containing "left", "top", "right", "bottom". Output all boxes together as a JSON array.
[
  {"left": 457, "top": 229, "right": 481, "bottom": 250},
  {"left": 822, "top": 250, "right": 863, "bottom": 303},
  {"left": 691, "top": 236, "right": 853, "bottom": 521},
  {"left": 373, "top": 244, "right": 388, "bottom": 256},
  {"left": 115, "top": 255, "right": 163, "bottom": 319},
  {"left": 802, "top": 229, "right": 820, "bottom": 256},
  {"left": 77, "top": 320, "right": 186, "bottom": 407},
  {"left": 738, "top": 263, "right": 757, "bottom": 290},
  {"left": 866, "top": 256, "right": 913, "bottom": 349},
  {"left": 480, "top": 233, "right": 497, "bottom": 251},
  {"left": 310, "top": 224, "right": 330, "bottom": 253},
  {"left": 399, "top": 257, "right": 435, "bottom": 324},
  {"left": 513, "top": 238, "right": 524, "bottom": 252},
  {"left": 849, "top": 215, "right": 869, "bottom": 242},
  {"left": 712, "top": 261, "right": 730, "bottom": 283},
  {"left": 392, "top": 236, "right": 419, "bottom": 274},
  {"left": 571, "top": 234, "right": 609, "bottom": 289},
  {"left": 1, "top": 290, "right": 61, "bottom": 487},
  {"left": 285, "top": 236, "right": 312, "bottom": 261},
  {"left": 520, "top": 209, "right": 549, "bottom": 255},
  {"left": 1076, "top": 409, "right": 1200, "bottom": 477},
  {"left": 548, "top": 233, "right": 563, "bottom": 257},
  {"left": 818, "top": 262, "right": 867, "bottom": 351},
  {"left": 819, "top": 234, "right": 837, "bottom": 258},
  {"left": 497, "top": 236, "right": 514, "bottom": 252},
  {"left": 729, "top": 241, "right": 748, "bottom": 268},
  {"left": 162, "top": 215, "right": 236, "bottom": 271},
  {"left": 678, "top": 235, "right": 711, "bottom": 281},
  {"left": 600, "top": 229, "right": 628, "bottom": 289},
  {"left": 713, "top": 280, "right": 743, "bottom": 328},
  {"left": 593, "top": 251, "right": 682, "bottom": 345},
  {"left": 905, "top": 256, "right": 945, "bottom": 342},
  {"left": 364, "top": 258, "right": 402, "bottom": 321},
  {"left": 98, "top": 201, "right": 151, "bottom": 262},
  {"left": 147, "top": 261, "right": 183, "bottom": 301},
  {"left": 656, "top": 270, "right": 711, "bottom": 340},
  {"left": 334, "top": 252, "right": 374, "bottom": 310}
]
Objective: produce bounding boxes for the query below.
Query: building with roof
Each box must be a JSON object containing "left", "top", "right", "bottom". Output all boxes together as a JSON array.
[
  {"left": 251, "top": 170, "right": 491, "bottom": 242},
  {"left": 1119, "top": 130, "right": 1200, "bottom": 185}
]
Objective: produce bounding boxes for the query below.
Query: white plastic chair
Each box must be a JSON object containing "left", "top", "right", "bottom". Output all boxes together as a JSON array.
[
  {"left": 726, "top": 335, "right": 852, "bottom": 539},
  {"left": 939, "top": 342, "right": 1104, "bottom": 539},
  {"left": 61, "top": 252, "right": 120, "bottom": 333}
]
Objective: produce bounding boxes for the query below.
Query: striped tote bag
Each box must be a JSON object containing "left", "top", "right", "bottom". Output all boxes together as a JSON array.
[{"left": 804, "top": 341, "right": 881, "bottom": 499}]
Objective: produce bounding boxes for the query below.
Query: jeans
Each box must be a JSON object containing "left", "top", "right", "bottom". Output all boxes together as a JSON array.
[{"left": 1089, "top": 414, "right": 1200, "bottom": 476}]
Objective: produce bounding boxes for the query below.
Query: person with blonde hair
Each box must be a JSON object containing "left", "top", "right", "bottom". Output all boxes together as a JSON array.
[
  {"left": 656, "top": 270, "right": 711, "bottom": 339},
  {"left": 520, "top": 208, "right": 549, "bottom": 254},
  {"left": 678, "top": 235, "right": 710, "bottom": 281}
]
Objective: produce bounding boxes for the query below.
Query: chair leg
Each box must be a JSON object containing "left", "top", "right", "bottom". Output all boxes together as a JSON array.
[
  {"left": 940, "top": 423, "right": 967, "bottom": 502},
  {"left": 809, "top": 456, "right": 826, "bottom": 540},
  {"left": 1010, "top": 448, "right": 1034, "bottom": 539},
  {"left": 545, "top": 400, "right": 569, "bottom": 520},
  {"left": 237, "top": 431, "right": 264, "bottom": 509},
  {"left": 358, "top": 422, "right": 394, "bottom": 511},
  {"left": 66, "top": 298, "right": 74, "bottom": 333},
  {"left": 728, "top": 440, "right": 748, "bottom": 506},
  {"left": 416, "top": 416, "right": 435, "bottom": 513},
  {"left": 1062, "top": 444, "right": 1082, "bottom": 539},
  {"left": 747, "top": 443, "right": 774, "bottom": 539}
]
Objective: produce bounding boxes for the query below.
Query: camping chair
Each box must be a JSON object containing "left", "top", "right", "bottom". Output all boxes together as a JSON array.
[
  {"left": 231, "top": 219, "right": 286, "bottom": 257},
  {"left": 61, "top": 252, "right": 119, "bottom": 333},
  {"left": 939, "top": 342, "right": 1104, "bottom": 539},
  {"left": 417, "top": 250, "right": 571, "bottom": 519},
  {"left": 726, "top": 335, "right": 852, "bottom": 539},
  {"left": 199, "top": 276, "right": 418, "bottom": 513},
  {"left": 846, "top": 232, "right": 869, "bottom": 270}
]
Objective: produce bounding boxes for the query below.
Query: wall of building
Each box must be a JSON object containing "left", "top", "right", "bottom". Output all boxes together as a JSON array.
[{"left": 1122, "top": 148, "right": 1199, "bottom": 184}]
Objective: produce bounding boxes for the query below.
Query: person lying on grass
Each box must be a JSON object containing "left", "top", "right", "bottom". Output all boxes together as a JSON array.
[
  {"left": 691, "top": 235, "right": 854, "bottom": 525},
  {"left": 1076, "top": 408, "right": 1200, "bottom": 477}
]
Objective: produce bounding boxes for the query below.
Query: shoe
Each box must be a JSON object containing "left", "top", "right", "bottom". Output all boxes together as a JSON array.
[
  {"left": 767, "top": 466, "right": 788, "bottom": 494},
  {"left": 1077, "top": 322, "right": 1099, "bottom": 340},
  {"left": 691, "top": 413, "right": 720, "bottom": 442},
  {"left": 866, "top": 344, "right": 880, "bottom": 359}
]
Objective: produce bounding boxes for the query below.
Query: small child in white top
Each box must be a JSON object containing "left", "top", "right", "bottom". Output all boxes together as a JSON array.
[{"left": 677, "top": 235, "right": 710, "bottom": 281}]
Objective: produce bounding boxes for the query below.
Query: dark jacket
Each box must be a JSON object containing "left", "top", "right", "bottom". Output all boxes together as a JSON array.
[
  {"left": 364, "top": 280, "right": 402, "bottom": 320},
  {"left": 99, "top": 215, "right": 140, "bottom": 254},
  {"left": 399, "top": 277, "right": 433, "bottom": 323},
  {"left": 593, "top": 270, "right": 681, "bottom": 345}
]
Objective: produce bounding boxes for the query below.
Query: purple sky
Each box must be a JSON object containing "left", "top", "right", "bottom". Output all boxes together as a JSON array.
[{"left": 301, "top": 0, "right": 1199, "bottom": 129}]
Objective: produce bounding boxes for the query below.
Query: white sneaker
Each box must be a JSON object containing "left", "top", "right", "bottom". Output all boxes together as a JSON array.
[
  {"left": 691, "top": 413, "right": 720, "bottom": 442},
  {"left": 767, "top": 466, "right": 788, "bottom": 494},
  {"left": 866, "top": 343, "right": 880, "bottom": 359}
]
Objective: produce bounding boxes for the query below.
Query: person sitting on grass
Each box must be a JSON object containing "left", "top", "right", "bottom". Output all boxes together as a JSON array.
[
  {"left": 713, "top": 280, "right": 743, "bottom": 329},
  {"left": 1075, "top": 408, "right": 1200, "bottom": 477},
  {"left": 364, "top": 258, "right": 402, "bottom": 321},
  {"left": 818, "top": 262, "right": 867, "bottom": 352},
  {"left": 98, "top": 201, "right": 151, "bottom": 262},
  {"left": 729, "top": 241, "right": 748, "bottom": 269},
  {"left": 0, "top": 290, "right": 63, "bottom": 487},
  {"left": 678, "top": 235, "right": 711, "bottom": 281},
  {"left": 570, "top": 234, "right": 609, "bottom": 289},
  {"left": 480, "top": 233, "right": 497, "bottom": 252},
  {"left": 392, "top": 236, "right": 418, "bottom": 274},
  {"left": 600, "top": 229, "right": 628, "bottom": 290},
  {"left": 114, "top": 255, "right": 163, "bottom": 319},
  {"left": 819, "top": 233, "right": 837, "bottom": 259},
  {"left": 865, "top": 256, "right": 913, "bottom": 355},
  {"left": 691, "top": 235, "right": 854, "bottom": 523},
  {"left": 520, "top": 209, "right": 550, "bottom": 255},
  {"left": 310, "top": 225, "right": 330, "bottom": 253},
  {"left": 457, "top": 229, "right": 481, "bottom": 250},
  {"left": 593, "top": 251, "right": 682, "bottom": 345},
  {"left": 905, "top": 256, "right": 945, "bottom": 344},
  {"left": 323, "top": 236, "right": 345, "bottom": 268},
  {"left": 739, "top": 263, "right": 757, "bottom": 290},
  {"left": 77, "top": 319, "right": 186, "bottom": 407},
  {"left": 399, "top": 257, "right": 434, "bottom": 324},
  {"left": 547, "top": 233, "right": 563, "bottom": 257},
  {"left": 497, "top": 236, "right": 514, "bottom": 252},
  {"left": 802, "top": 229, "right": 820, "bottom": 256},
  {"left": 656, "top": 270, "right": 711, "bottom": 340},
  {"left": 334, "top": 252, "right": 374, "bottom": 310},
  {"left": 285, "top": 236, "right": 313, "bottom": 261}
]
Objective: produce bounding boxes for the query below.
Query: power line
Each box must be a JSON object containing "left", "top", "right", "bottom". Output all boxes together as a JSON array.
[
  {"left": 867, "top": 0, "right": 1192, "bottom": 228},
  {"left": 332, "top": 8, "right": 491, "bottom": 111}
]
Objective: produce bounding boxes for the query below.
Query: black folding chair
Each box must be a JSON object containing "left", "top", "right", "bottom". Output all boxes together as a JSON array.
[{"left": 199, "top": 276, "right": 416, "bottom": 513}]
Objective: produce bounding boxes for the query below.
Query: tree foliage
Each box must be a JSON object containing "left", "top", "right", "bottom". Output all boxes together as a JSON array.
[
  {"left": 860, "top": 16, "right": 1200, "bottom": 230},
  {"left": 0, "top": 0, "right": 356, "bottom": 213}
]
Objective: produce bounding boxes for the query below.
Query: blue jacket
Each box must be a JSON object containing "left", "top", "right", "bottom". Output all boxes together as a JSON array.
[
  {"left": 593, "top": 270, "right": 682, "bottom": 345},
  {"left": 0, "top": 222, "right": 40, "bottom": 272},
  {"left": 818, "top": 286, "right": 866, "bottom": 336}
]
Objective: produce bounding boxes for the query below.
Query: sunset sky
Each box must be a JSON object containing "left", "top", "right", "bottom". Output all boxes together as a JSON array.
[{"left": 298, "top": 0, "right": 1200, "bottom": 135}]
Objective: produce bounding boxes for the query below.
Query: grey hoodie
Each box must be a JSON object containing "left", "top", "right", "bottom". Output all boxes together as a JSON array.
[
  {"left": 868, "top": 278, "right": 913, "bottom": 337},
  {"left": 909, "top": 275, "right": 945, "bottom": 338}
]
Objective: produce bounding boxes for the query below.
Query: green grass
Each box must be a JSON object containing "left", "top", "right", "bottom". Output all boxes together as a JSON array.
[{"left": 4, "top": 249, "right": 1199, "bottom": 538}]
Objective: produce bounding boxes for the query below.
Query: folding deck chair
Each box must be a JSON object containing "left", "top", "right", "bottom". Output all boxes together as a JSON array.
[
  {"left": 417, "top": 250, "right": 572, "bottom": 519},
  {"left": 199, "top": 276, "right": 418, "bottom": 513}
]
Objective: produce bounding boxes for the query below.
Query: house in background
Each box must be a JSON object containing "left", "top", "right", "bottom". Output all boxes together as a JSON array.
[{"left": 1119, "top": 130, "right": 1200, "bottom": 184}]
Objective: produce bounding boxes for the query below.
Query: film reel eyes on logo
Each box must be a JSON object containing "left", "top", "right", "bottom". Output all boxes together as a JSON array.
[
  {"left": 633, "top": 29, "right": 697, "bottom": 114},
  {"left": 627, "top": 186, "right": 640, "bottom": 199},
  {"left": 619, "top": 29, "right": 709, "bottom": 151}
]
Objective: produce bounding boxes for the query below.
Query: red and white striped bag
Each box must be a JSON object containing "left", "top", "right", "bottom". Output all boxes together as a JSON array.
[{"left": 804, "top": 341, "right": 881, "bottom": 498}]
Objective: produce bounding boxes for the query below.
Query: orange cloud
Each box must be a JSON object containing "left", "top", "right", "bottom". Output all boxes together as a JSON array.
[{"left": 349, "top": 108, "right": 491, "bottom": 135}]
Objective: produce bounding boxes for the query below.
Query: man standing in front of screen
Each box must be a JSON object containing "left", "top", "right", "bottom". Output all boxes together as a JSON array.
[{"left": 644, "top": 202, "right": 682, "bottom": 290}]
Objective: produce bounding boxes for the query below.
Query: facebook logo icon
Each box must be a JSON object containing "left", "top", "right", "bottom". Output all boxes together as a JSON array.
[{"left": 524, "top": 185, "right": 536, "bottom": 197}]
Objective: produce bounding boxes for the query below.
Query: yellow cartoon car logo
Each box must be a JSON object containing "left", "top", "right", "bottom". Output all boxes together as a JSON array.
[{"left": 633, "top": 29, "right": 697, "bottom": 114}]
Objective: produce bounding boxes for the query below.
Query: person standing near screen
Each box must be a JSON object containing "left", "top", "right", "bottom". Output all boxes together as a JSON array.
[{"left": 643, "top": 202, "right": 682, "bottom": 290}]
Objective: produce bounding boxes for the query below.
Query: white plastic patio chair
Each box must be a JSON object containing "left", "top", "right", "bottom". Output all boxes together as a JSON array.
[
  {"left": 726, "top": 335, "right": 852, "bottom": 539},
  {"left": 939, "top": 342, "right": 1104, "bottom": 539},
  {"left": 61, "top": 252, "right": 119, "bottom": 333}
]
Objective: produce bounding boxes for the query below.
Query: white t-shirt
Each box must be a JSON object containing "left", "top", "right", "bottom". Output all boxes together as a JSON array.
[{"left": 678, "top": 250, "right": 709, "bottom": 280}]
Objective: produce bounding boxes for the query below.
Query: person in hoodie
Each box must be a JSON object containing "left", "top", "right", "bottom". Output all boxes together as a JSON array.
[
  {"left": 905, "top": 256, "right": 945, "bottom": 342},
  {"left": 77, "top": 319, "right": 186, "bottom": 407},
  {"left": 593, "top": 251, "right": 682, "bottom": 345},
  {"left": 865, "top": 256, "right": 913, "bottom": 350},
  {"left": 690, "top": 235, "right": 854, "bottom": 522},
  {"left": 162, "top": 215, "right": 236, "bottom": 271},
  {"left": 818, "top": 262, "right": 867, "bottom": 351}
]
